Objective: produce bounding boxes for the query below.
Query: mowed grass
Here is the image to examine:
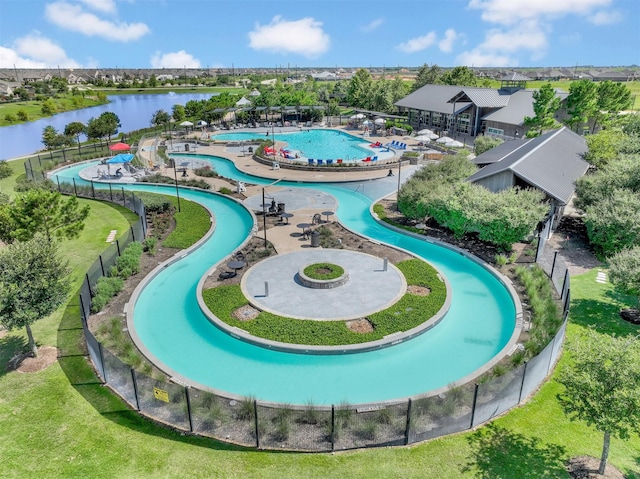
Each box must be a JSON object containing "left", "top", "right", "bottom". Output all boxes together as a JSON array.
[
  {"left": 0, "top": 94, "right": 106, "bottom": 126},
  {"left": 1, "top": 197, "right": 639, "bottom": 477}
]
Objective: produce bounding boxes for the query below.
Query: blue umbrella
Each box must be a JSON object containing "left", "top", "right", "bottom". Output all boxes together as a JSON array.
[{"left": 106, "top": 153, "right": 134, "bottom": 164}]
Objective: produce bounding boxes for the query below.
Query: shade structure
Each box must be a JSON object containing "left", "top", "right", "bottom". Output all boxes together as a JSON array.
[
  {"left": 362, "top": 120, "right": 372, "bottom": 126},
  {"left": 374, "top": 118, "right": 386, "bottom": 125},
  {"left": 196, "top": 120, "right": 208, "bottom": 127},
  {"left": 447, "top": 140, "right": 464, "bottom": 148},
  {"left": 414, "top": 135, "right": 432, "bottom": 143},
  {"left": 179, "top": 121, "right": 194, "bottom": 127},
  {"left": 106, "top": 153, "right": 134, "bottom": 164},
  {"left": 109, "top": 142, "right": 131, "bottom": 151},
  {"left": 350, "top": 113, "right": 365, "bottom": 119},
  {"left": 436, "top": 136, "right": 454, "bottom": 144}
]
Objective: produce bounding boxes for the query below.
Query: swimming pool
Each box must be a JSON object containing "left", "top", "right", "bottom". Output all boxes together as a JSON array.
[
  {"left": 213, "top": 129, "right": 381, "bottom": 162},
  {"left": 54, "top": 159, "right": 518, "bottom": 406}
]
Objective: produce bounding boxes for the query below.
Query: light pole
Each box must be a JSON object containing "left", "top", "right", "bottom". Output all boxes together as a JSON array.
[
  {"left": 271, "top": 121, "right": 276, "bottom": 162},
  {"left": 397, "top": 159, "right": 402, "bottom": 212},
  {"left": 173, "top": 163, "right": 181, "bottom": 212},
  {"left": 261, "top": 187, "right": 268, "bottom": 247}
]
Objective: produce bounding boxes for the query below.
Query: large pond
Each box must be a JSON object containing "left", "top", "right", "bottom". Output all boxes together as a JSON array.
[{"left": 0, "top": 92, "right": 214, "bottom": 160}]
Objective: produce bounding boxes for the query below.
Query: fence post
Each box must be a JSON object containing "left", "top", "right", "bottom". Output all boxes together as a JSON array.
[
  {"left": 185, "top": 387, "right": 194, "bottom": 432},
  {"left": 121, "top": 187, "right": 126, "bottom": 206},
  {"left": 91, "top": 180, "right": 95, "bottom": 199},
  {"left": 130, "top": 226, "right": 135, "bottom": 242},
  {"left": 550, "top": 251, "right": 558, "bottom": 278},
  {"left": 98, "top": 341, "right": 107, "bottom": 383},
  {"left": 561, "top": 269, "right": 570, "bottom": 301},
  {"left": 469, "top": 384, "right": 479, "bottom": 428},
  {"left": 109, "top": 182, "right": 113, "bottom": 202},
  {"left": 518, "top": 362, "right": 529, "bottom": 403},
  {"left": 404, "top": 398, "right": 413, "bottom": 445},
  {"left": 55, "top": 175, "right": 61, "bottom": 192},
  {"left": 130, "top": 369, "right": 140, "bottom": 411},
  {"left": 331, "top": 405, "right": 335, "bottom": 451},
  {"left": 85, "top": 273, "right": 93, "bottom": 296},
  {"left": 253, "top": 400, "right": 260, "bottom": 448},
  {"left": 79, "top": 293, "right": 87, "bottom": 328},
  {"left": 116, "top": 239, "right": 121, "bottom": 256},
  {"left": 99, "top": 255, "right": 106, "bottom": 277}
]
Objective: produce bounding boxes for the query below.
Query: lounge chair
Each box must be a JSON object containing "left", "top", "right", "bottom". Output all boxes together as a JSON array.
[
  {"left": 317, "top": 159, "right": 324, "bottom": 165},
  {"left": 336, "top": 159, "right": 343, "bottom": 164},
  {"left": 326, "top": 159, "right": 333, "bottom": 165},
  {"left": 308, "top": 158, "right": 315, "bottom": 165},
  {"left": 218, "top": 271, "right": 237, "bottom": 280},
  {"left": 371, "top": 156, "right": 378, "bottom": 162}
]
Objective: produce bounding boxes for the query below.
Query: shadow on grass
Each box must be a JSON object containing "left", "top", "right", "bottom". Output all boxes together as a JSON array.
[
  {"left": 462, "top": 423, "right": 568, "bottom": 479},
  {"left": 55, "top": 288, "right": 257, "bottom": 454},
  {"left": 0, "top": 334, "right": 28, "bottom": 378},
  {"left": 570, "top": 298, "right": 640, "bottom": 337}
]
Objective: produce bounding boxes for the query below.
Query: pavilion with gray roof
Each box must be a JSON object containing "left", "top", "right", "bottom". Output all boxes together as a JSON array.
[{"left": 467, "top": 127, "right": 589, "bottom": 220}]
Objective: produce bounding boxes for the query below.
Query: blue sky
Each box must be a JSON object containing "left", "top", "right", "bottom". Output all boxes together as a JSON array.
[{"left": 1, "top": 0, "right": 639, "bottom": 70}]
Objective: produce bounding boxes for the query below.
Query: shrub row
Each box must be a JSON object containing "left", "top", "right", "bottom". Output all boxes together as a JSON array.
[{"left": 91, "top": 241, "right": 143, "bottom": 313}]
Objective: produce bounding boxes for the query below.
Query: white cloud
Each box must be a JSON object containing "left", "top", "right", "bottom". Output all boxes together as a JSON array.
[
  {"left": 45, "top": 1, "right": 150, "bottom": 42},
  {"left": 480, "top": 22, "right": 547, "bottom": 53},
  {"left": 248, "top": 16, "right": 330, "bottom": 58},
  {"left": 361, "top": 18, "right": 384, "bottom": 33},
  {"left": 588, "top": 10, "right": 622, "bottom": 25},
  {"left": 438, "top": 29, "right": 458, "bottom": 53},
  {"left": 0, "top": 33, "right": 81, "bottom": 68},
  {"left": 467, "top": 0, "right": 613, "bottom": 25},
  {"left": 396, "top": 32, "right": 437, "bottom": 53},
  {"left": 150, "top": 50, "right": 201, "bottom": 68},
  {"left": 78, "top": 0, "right": 116, "bottom": 13},
  {"left": 456, "top": 49, "right": 515, "bottom": 67}
]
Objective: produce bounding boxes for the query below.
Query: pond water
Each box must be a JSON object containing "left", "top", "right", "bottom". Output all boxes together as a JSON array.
[{"left": 0, "top": 92, "right": 214, "bottom": 160}]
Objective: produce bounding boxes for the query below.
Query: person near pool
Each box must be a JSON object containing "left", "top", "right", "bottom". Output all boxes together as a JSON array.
[{"left": 115, "top": 168, "right": 122, "bottom": 177}]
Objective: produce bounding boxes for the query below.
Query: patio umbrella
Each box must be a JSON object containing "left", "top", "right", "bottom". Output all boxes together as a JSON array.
[
  {"left": 414, "top": 135, "right": 432, "bottom": 143},
  {"left": 362, "top": 120, "right": 372, "bottom": 126},
  {"left": 374, "top": 118, "right": 386, "bottom": 125},
  {"left": 106, "top": 153, "right": 134, "bottom": 164},
  {"left": 350, "top": 113, "right": 365, "bottom": 119},
  {"left": 436, "top": 136, "right": 454, "bottom": 144},
  {"left": 417, "top": 128, "right": 435, "bottom": 136},
  {"left": 196, "top": 120, "right": 208, "bottom": 127},
  {"left": 447, "top": 140, "right": 464, "bottom": 148},
  {"left": 179, "top": 121, "right": 194, "bottom": 127},
  {"left": 109, "top": 142, "right": 130, "bottom": 152}
]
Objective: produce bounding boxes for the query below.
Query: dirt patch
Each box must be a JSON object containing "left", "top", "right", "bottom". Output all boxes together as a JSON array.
[
  {"left": 233, "top": 305, "right": 260, "bottom": 321},
  {"left": 567, "top": 456, "right": 626, "bottom": 479},
  {"left": 546, "top": 216, "right": 603, "bottom": 276},
  {"left": 408, "top": 285, "right": 431, "bottom": 296},
  {"left": 346, "top": 318, "right": 374, "bottom": 334},
  {"left": 11, "top": 346, "right": 58, "bottom": 373}
]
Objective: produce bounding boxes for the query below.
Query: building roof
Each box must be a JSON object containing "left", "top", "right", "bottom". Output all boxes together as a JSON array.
[
  {"left": 499, "top": 72, "right": 531, "bottom": 81},
  {"left": 480, "top": 88, "right": 568, "bottom": 125},
  {"left": 395, "top": 84, "right": 471, "bottom": 114},
  {"left": 468, "top": 127, "right": 590, "bottom": 204}
]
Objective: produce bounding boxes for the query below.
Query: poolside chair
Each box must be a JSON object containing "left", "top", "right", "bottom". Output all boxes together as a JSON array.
[
  {"left": 371, "top": 156, "right": 378, "bottom": 162},
  {"left": 326, "top": 159, "right": 334, "bottom": 165},
  {"left": 317, "top": 159, "right": 324, "bottom": 165},
  {"left": 308, "top": 158, "right": 315, "bottom": 165},
  {"left": 336, "top": 159, "right": 343, "bottom": 164}
]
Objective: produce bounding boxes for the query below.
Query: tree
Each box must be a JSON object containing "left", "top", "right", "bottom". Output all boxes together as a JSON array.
[
  {"left": 474, "top": 136, "right": 503, "bottom": 156},
  {"left": 438, "top": 66, "right": 477, "bottom": 86},
  {"left": 524, "top": 83, "right": 561, "bottom": 137},
  {"left": 0, "top": 189, "right": 90, "bottom": 243},
  {"left": 0, "top": 160, "right": 13, "bottom": 180},
  {"left": 557, "top": 330, "right": 640, "bottom": 475},
  {"left": 565, "top": 79, "right": 598, "bottom": 133},
  {"left": 347, "top": 68, "right": 373, "bottom": 109},
  {"left": 41, "top": 98, "right": 57, "bottom": 116},
  {"left": 412, "top": 64, "right": 441, "bottom": 92},
  {"left": 42, "top": 125, "right": 59, "bottom": 150},
  {"left": 608, "top": 246, "right": 640, "bottom": 310},
  {"left": 150, "top": 109, "right": 171, "bottom": 128},
  {"left": 171, "top": 104, "right": 186, "bottom": 122},
  {"left": 594, "top": 81, "right": 633, "bottom": 130},
  {"left": 583, "top": 129, "right": 627, "bottom": 168},
  {"left": 0, "top": 236, "right": 71, "bottom": 357},
  {"left": 64, "top": 121, "right": 86, "bottom": 152}
]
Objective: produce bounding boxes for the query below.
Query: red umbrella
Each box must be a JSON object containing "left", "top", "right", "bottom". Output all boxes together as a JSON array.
[{"left": 109, "top": 142, "right": 131, "bottom": 152}]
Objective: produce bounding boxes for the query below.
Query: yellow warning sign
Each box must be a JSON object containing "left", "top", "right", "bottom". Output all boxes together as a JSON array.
[{"left": 153, "top": 387, "right": 169, "bottom": 403}]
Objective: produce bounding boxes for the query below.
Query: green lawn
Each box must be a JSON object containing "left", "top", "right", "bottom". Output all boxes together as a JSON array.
[
  {"left": 1, "top": 199, "right": 639, "bottom": 477},
  {"left": 0, "top": 93, "right": 107, "bottom": 127}
]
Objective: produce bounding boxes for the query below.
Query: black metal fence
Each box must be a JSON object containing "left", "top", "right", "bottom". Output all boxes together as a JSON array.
[{"left": 43, "top": 165, "right": 570, "bottom": 451}]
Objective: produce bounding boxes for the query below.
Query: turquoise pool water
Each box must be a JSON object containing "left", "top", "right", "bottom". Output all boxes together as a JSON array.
[
  {"left": 54, "top": 159, "right": 516, "bottom": 405},
  {"left": 213, "top": 129, "right": 378, "bottom": 161}
]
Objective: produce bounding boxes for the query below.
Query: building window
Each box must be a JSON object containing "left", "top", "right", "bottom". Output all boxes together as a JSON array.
[{"left": 486, "top": 127, "right": 504, "bottom": 136}]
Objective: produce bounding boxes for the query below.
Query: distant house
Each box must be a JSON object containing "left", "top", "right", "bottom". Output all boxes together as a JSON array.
[
  {"left": 395, "top": 73, "right": 569, "bottom": 141},
  {"left": 467, "top": 126, "right": 589, "bottom": 221}
]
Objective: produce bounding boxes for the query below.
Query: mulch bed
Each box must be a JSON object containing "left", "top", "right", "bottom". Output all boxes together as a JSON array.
[
  {"left": 567, "top": 456, "right": 626, "bottom": 479},
  {"left": 12, "top": 346, "right": 58, "bottom": 373}
]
